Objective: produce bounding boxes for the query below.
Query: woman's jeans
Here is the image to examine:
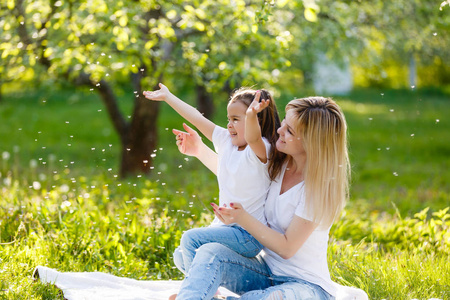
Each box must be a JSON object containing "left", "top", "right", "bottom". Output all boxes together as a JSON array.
[
  {"left": 175, "top": 243, "right": 334, "bottom": 300},
  {"left": 173, "top": 225, "right": 263, "bottom": 275}
]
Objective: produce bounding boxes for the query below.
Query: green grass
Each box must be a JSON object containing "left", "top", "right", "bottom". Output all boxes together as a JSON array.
[{"left": 0, "top": 87, "right": 449, "bottom": 299}]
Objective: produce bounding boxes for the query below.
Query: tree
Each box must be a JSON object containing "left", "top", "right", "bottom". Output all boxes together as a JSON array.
[{"left": 1, "top": 0, "right": 293, "bottom": 177}]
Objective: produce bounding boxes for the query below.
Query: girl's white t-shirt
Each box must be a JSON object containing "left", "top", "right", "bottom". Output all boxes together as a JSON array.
[
  {"left": 261, "top": 164, "right": 337, "bottom": 296},
  {"left": 211, "top": 126, "right": 271, "bottom": 227}
]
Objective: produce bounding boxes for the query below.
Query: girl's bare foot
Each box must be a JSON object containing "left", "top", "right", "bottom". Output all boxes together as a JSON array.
[{"left": 168, "top": 294, "right": 177, "bottom": 300}]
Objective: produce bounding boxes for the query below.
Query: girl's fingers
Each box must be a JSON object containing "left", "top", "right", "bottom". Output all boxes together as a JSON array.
[{"left": 253, "top": 91, "right": 261, "bottom": 103}]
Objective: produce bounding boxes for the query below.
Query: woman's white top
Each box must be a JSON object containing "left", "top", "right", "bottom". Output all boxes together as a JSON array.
[
  {"left": 261, "top": 164, "right": 336, "bottom": 296},
  {"left": 210, "top": 126, "right": 271, "bottom": 227}
]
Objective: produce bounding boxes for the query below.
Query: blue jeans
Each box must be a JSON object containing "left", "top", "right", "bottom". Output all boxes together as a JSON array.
[
  {"left": 173, "top": 225, "right": 263, "bottom": 275},
  {"left": 176, "top": 243, "right": 334, "bottom": 300}
]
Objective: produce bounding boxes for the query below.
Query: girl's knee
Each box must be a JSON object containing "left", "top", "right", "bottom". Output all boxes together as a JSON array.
[
  {"left": 195, "top": 242, "right": 230, "bottom": 261},
  {"left": 266, "top": 290, "right": 283, "bottom": 300},
  {"left": 180, "top": 228, "right": 197, "bottom": 248}
]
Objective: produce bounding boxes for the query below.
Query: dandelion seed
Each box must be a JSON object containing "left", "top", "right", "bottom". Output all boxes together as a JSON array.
[
  {"left": 411, "top": 134, "right": 415, "bottom": 137},
  {"left": 386, "top": 147, "right": 390, "bottom": 150},
  {"left": 60, "top": 184, "right": 70, "bottom": 193},
  {"left": 65, "top": 121, "right": 70, "bottom": 124},
  {"left": 30, "top": 159, "right": 38, "bottom": 168},
  {"left": 178, "top": 165, "right": 182, "bottom": 168},
  {"left": 33, "top": 181, "right": 41, "bottom": 190},
  {"left": 436, "top": 119, "right": 440, "bottom": 123},
  {"left": 150, "top": 154, "right": 156, "bottom": 158},
  {"left": 411, "top": 85, "right": 415, "bottom": 89},
  {"left": 377, "top": 148, "right": 381, "bottom": 151},
  {"left": 433, "top": 32, "right": 437, "bottom": 36},
  {"left": 390, "top": 109, "right": 394, "bottom": 112},
  {"left": 143, "top": 160, "right": 149, "bottom": 164},
  {"left": 91, "top": 148, "right": 95, "bottom": 150},
  {"left": 369, "top": 118, "right": 373, "bottom": 120},
  {"left": 381, "top": 93, "right": 384, "bottom": 96},
  {"left": 393, "top": 172, "right": 398, "bottom": 176},
  {"left": 2, "top": 151, "right": 10, "bottom": 160}
]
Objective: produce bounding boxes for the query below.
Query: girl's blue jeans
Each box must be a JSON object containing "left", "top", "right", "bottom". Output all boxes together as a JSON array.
[
  {"left": 173, "top": 225, "right": 263, "bottom": 275},
  {"left": 175, "top": 242, "right": 334, "bottom": 300}
]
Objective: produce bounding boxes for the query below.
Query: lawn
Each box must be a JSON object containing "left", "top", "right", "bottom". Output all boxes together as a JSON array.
[{"left": 0, "top": 86, "right": 449, "bottom": 299}]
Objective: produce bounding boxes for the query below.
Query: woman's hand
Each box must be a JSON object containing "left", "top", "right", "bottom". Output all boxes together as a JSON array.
[
  {"left": 143, "top": 83, "right": 171, "bottom": 101},
  {"left": 211, "top": 202, "right": 247, "bottom": 225},
  {"left": 172, "top": 123, "right": 202, "bottom": 157},
  {"left": 246, "top": 90, "right": 270, "bottom": 117}
]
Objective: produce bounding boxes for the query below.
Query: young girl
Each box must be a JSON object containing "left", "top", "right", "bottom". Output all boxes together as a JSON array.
[
  {"left": 143, "top": 84, "right": 284, "bottom": 275},
  {"left": 173, "top": 97, "right": 352, "bottom": 299}
]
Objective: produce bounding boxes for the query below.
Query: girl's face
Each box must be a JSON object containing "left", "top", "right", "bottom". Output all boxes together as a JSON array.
[
  {"left": 276, "top": 110, "right": 305, "bottom": 156},
  {"left": 227, "top": 101, "right": 248, "bottom": 150}
]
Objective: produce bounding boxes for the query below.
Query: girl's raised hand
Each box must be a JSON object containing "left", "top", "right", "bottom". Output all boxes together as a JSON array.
[
  {"left": 172, "top": 123, "right": 202, "bottom": 157},
  {"left": 246, "top": 90, "right": 270, "bottom": 116},
  {"left": 143, "top": 83, "right": 171, "bottom": 101}
]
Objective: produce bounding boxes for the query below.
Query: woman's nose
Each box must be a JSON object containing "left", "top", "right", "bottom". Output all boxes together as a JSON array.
[{"left": 277, "top": 126, "right": 283, "bottom": 135}]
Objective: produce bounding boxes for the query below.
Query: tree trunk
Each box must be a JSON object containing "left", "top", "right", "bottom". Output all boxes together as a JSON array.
[
  {"left": 88, "top": 74, "right": 160, "bottom": 178},
  {"left": 409, "top": 53, "right": 417, "bottom": 88},
  {"left": 120, "top": 98, "right": 160, "bottom": 177},
  {"left": 196, "top": 83, "right": 214, "bottom": 119},
  {"left": 119, "top": 75, "right": 160, "bottom": 178}
]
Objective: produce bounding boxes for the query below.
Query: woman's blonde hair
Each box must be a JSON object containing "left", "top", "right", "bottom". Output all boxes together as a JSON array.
[{"left": 286, "top": 97, "right": 350, "bottom": 228}]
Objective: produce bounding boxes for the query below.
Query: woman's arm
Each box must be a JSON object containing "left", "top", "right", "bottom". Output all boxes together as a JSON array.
[
  {"left": 144, "top": 83, "right": 216, "bottom": 141},
  {"left": 211, "top": 202, "right": 317, "bottom": 259},
  {"left": 245, "top": 91, "right": 270, "bottom": 163},
  {"left": 173, "top": 123, "right": 218, "bottom": 175}
]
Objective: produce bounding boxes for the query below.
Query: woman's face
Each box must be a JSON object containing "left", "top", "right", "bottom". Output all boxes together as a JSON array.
[{"left": 276, "top": 110, "right": 305, "bottom": 156}]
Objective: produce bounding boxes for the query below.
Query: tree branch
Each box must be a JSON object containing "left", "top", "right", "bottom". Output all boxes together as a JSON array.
[{"left": 73, "top": 72, "right": 129, "bottom": 143}]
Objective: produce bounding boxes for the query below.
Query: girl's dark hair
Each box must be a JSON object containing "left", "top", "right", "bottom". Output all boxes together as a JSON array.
[{"left": 229, "top": 88, "right": 286, "bottom": 180}]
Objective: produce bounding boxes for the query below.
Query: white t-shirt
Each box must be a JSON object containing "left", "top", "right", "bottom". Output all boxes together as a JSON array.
[
  {"left": 210, "top": 126, "right": 271, "bottom": 227},
  {"left": 261, "top": 164, "right": 337, "bottom": 296}
]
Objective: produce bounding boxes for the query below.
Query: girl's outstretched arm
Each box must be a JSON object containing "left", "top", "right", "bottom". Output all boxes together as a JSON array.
[
  {"left": 212, "top": 202, "right": 317, "bottom": 260},
  {"left": 144, "top": 83, "right": 215, "bottom": 141},
  {"left": 245, "top": 91, "right": 270, "bottom": 163},
  {"left": 173, "top": 123, "right": 218, "bottom": 175}
]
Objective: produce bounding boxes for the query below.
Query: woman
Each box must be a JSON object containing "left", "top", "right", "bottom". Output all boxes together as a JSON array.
[{"left": 173, "top": 97, "right": 350, "bottom": 300}]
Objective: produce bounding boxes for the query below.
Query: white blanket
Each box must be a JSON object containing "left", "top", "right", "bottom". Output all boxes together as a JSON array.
[{"left": 34, "top": 266, "right": 368, "bottom": 300}]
